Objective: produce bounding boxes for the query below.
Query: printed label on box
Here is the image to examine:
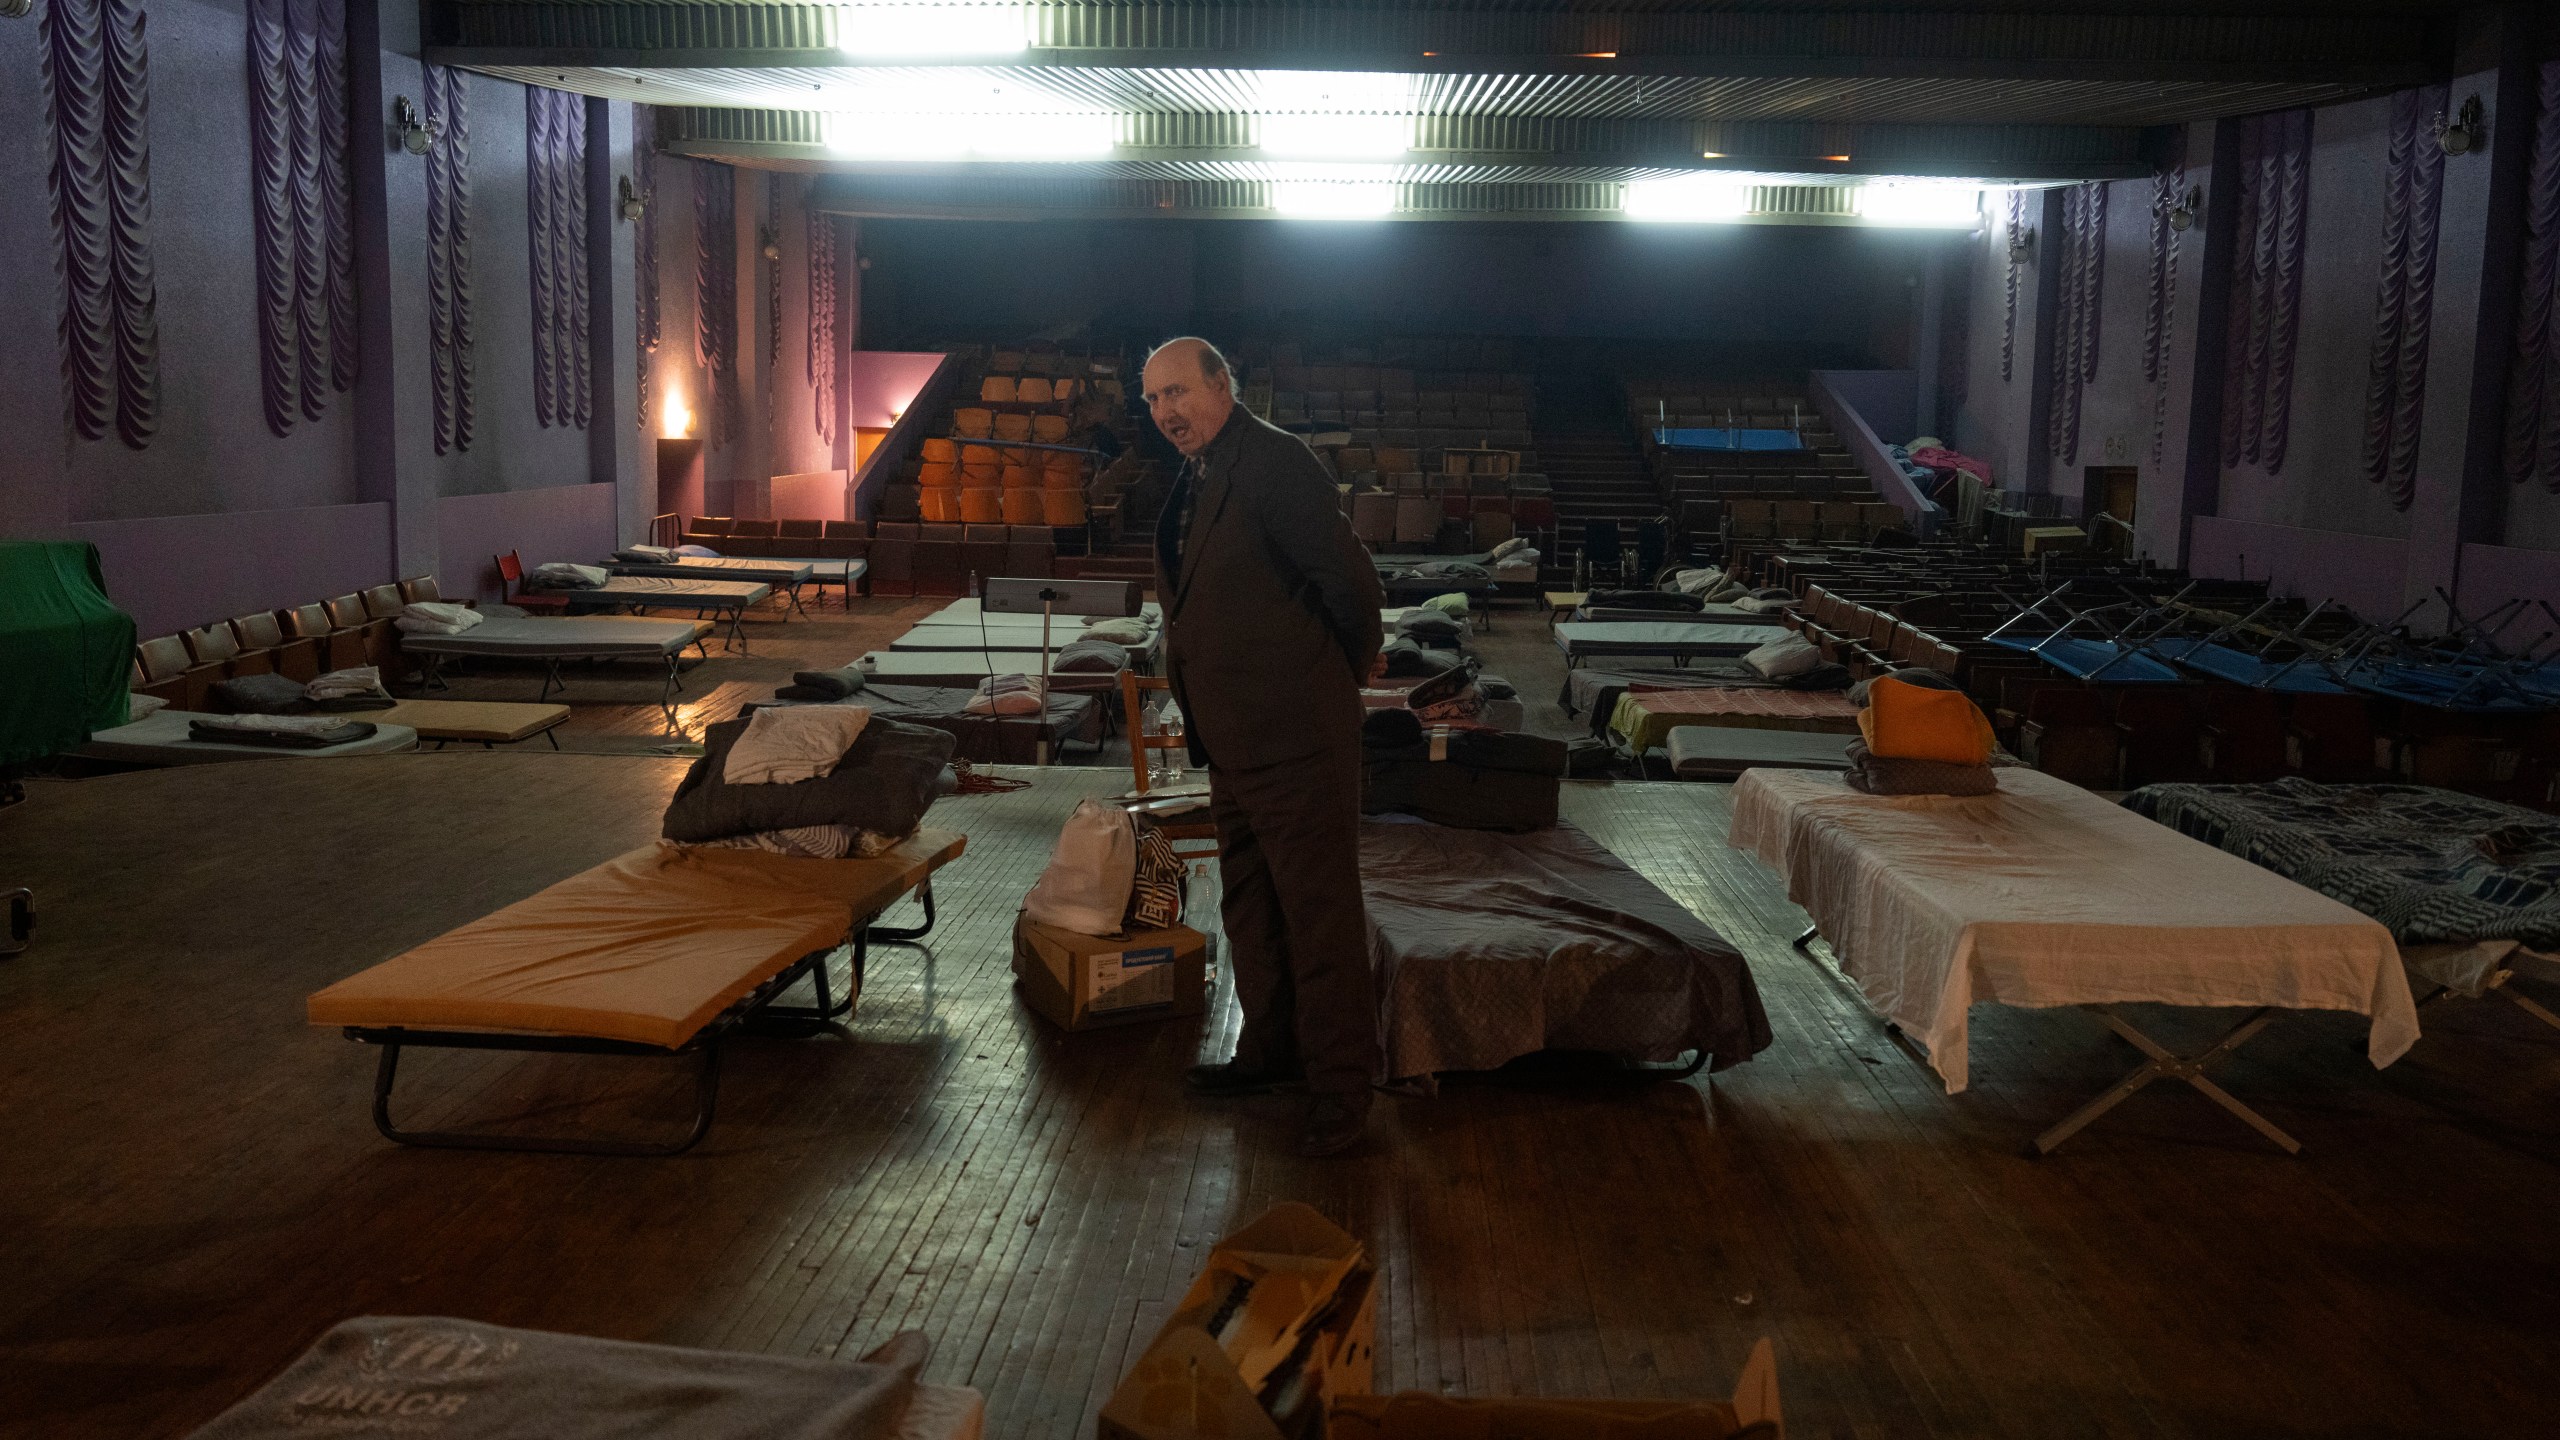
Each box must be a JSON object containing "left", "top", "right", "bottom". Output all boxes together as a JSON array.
[{"left": 1091, "top": 945, "right": 1174, "bottom": 1013}]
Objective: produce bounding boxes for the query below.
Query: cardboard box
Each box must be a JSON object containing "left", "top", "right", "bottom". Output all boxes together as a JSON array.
[
  {"left": 1011, "top": 915, "right": 1207, "bottom": 1031},
  {"left": 1098, "top": 1203, "right": 1379, "bottom": 1440},
  {"left": 1327, "top": 1339, "right": 1781, "bottom": 1440}
]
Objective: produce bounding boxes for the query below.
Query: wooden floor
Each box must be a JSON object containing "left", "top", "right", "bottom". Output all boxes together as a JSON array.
[{"left": 5, "top": 623, "right": 2560, "bottom": 1437}]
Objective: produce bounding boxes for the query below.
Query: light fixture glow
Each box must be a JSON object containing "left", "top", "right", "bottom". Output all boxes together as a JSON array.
[
  {"left": 1623, "top": 175, "right": 1754, "bottom": 222},
  {"left": 1858, "top": 181, "right": 1984, "bottom": 228},
  {"left": 660, "top": 387, "right": 694, "bottom": 440},
  {"left": 1253, "top": 70, "right": 1415, "bottom": 159},
  {"left": 835, "top": 4, "right": 1029, "bottom": 58},
  {"left": 1271, "top": 181, "right": 1398, "bottom": 219},
  {"left": 1259, "top": 112, "right": 1411, "bottom": 159},
  {"left": 824, "top": 110, "right": 1113, "bottom": 160}
]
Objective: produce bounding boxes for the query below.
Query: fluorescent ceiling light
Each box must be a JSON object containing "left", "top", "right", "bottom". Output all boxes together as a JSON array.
[
  {"left": 836, "top": 4, "right": 1029, "bottom": 58},
  {"left": 1858, "top": 182, "right": 1984, "bottom": 228},
  {"left": 825, "top": 110, "right": 1113, "bottom": 160},
  {"left": 1271, "top": 181, "right": 1398, "bottom": 219},
  {"left": 1259, "top": 112, "right": 1410, "bottom": 159},
  {"left": 1623, "top": 175, "right": 1754, "bottom": 223}
]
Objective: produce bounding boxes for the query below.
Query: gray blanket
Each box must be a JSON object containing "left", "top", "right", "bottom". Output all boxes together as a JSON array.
[{"left": 1362, "top": 817, "right": 1772, "bottom": 1083}]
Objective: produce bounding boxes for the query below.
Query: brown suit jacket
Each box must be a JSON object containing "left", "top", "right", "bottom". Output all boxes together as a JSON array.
[{"left": 1155, "top": 411, "right": 1387, "bottom": 771}]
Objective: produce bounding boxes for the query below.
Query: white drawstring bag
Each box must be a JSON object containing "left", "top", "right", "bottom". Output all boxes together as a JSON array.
[{"left": 1023, "top": 797, "right": 1138, "bottom": 935}]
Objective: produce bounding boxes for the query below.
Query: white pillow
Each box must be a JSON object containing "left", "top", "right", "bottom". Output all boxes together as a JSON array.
[
  {"left": 1741, "top": 634, "right": 1821, "bottom": 680},
  {"left": 128, "top": 693, "right": 169, "bottom": 720}
]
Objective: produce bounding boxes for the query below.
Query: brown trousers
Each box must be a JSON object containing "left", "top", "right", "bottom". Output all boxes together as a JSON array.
[{"left": 1207, "top": 742, "right": 1380, "bottom": 1095}]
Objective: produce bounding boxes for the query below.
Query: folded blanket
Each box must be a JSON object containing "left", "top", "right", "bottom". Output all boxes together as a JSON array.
[
  {"left": 1378, "top": 636, "right": 1462, "bottom": 678},
  {"left": 529, "top": 561, "right": 608, "bottom": 590},
  {"left": 1082, "top": 618, "right": 1151, "bottom": 646},
  {"left": 965, "top": 674, "right": 1047, "bottom": 716},
  {"left": 1421, "top": 592, "right": 1471, "bottom": 617},
  {"left": 783, "top": 665, "right": 868, "bottom": 702},
  {"left": 208, "top": 673, "right": 312, "bottom": 716},
  {"left": 663, "top": 717, "right": 954, "bottom": 844},
  {"left": 1741, "top": 633, "right": 1820, "bottom": 680},
  {"left": 1858, "top": 673, "right": 1994, "bottom": 765},
  {"left": 395, "top": 601, "right": 485, "bottom": 635},
  {"left": 690, "top": 825, "right": 902, "bottom": 860},
  {"left": 1054, "top": 639, "right": 1129, "bottom": 673},
  {"left": 306, "top": 666, "right": 384, "bottom": 700},
  {"left": 188, "top": 715, "right": 377, "bottom": 747},
  {"left": 1844, "top": 739, "right": 1996, "bottom": 797},
  {"left": 1669, "top": 567, "right": 1723, "bottom": 596},
  {"left": 1394, "top": 610, "right": 1467, "bottom": 647},
  {"left": 723, "top": 705, "right": 873, "bottom": 785}
]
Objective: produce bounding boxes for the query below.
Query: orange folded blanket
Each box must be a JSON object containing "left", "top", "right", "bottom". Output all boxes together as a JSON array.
[{"left": 1857, "top": 673, "right": 1995, "bottom": 766}]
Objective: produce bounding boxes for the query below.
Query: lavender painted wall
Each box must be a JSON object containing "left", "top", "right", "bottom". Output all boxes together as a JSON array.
[
  {"left": 2455, "top": 541, "right": 2560, "bottom": 615},
  {"left": 1950, "top": 194, "right": 2041, "bottom": 492},
  {"left": 2188, "top": 516, "right": 2411, "bottom": 620},
  {"left": 436, "top": 484, "right": 617, "bottom": 601},
  {"left": 845, "top": 351, "right": 948, "bottom": 431},
  {"left": 75, "top": 503, "right": 391, "bottom": 637}
]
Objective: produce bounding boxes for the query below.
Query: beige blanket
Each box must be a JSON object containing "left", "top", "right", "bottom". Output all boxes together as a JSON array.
[{"left": 1729, "top": 767, "right": 2418, "bottom": 1093}]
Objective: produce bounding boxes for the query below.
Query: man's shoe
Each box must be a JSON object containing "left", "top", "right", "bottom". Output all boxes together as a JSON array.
[
  {"left": 1297, "top": 1092, "right": 1369, "bottom": 1157},
  {"left": 1186, "top": 1061, "right": 1301, "bottom": 1097}
]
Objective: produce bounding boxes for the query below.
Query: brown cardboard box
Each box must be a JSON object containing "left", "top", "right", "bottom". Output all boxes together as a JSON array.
[
  {"left": 1097, "top": 1203, "right": 1379, "bottom": 1440},
  {"left": 1011, "top": 915, "right": 1208, "bottom": 1031},
  {"left": 1327, "top": 1340, "right": 1781, "bottom": 1440}
]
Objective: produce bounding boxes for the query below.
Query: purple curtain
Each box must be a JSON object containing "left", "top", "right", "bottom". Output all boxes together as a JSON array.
[
  {"left": 633, "top": 103, "right": 659, "bottom": 430},
  {"left": 810, "top": 209, "right": 840, "bottom": 446},
  {"left": 42, "top": 0, "right": 159, "bottom": 449},
  {"left": 423, "top": 64, "right": 474, "bottom": 455},
  {"left": 525, "top": 85, "right": 590, "bottom": 430},
  {"left": 694, "top": 160, "right": 737, "bottom": 448},
  {"left": 2506, "top": 61, "right": 2560, "bottom": 494},
  {"left": 2000, "top": 190, "right": 2027, "bottom": 382},
  {"left": 246, "top": 0, "right": 355, "bottom": 436},
  {"left": 2045, "top": 181, "right": 2107, "bottom": 463},
  {"left": 765, "top": 177, "right": 782, "bottom": 427},
  {"left": 2359, "top": 86, "right": 2450, "bottom": 509},
  {"left": 2221, "top": 109, "right": 2313, "bottom": 473},
  {"left": 2144, "top": 137, "right": 2185, "bottom": 465}
]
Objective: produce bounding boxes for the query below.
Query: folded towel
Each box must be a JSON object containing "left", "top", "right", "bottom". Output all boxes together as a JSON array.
[
  {"left": 1858, "top": 673, "right": 1995, "bottom": 766},
  {"left": 1843, "top": 739, "right": 1997, "bottom": 797},
  {"left": 785, "top": 666, "right": 867, "bottom": 701},
  {"left": 529, "top": 561, "right": 608, "bottom": 590},
  {"left": 306, "top": 665, "right": 384, "bottom": 700},
  {"left": 395, "top": 601, "right": 485, "bottom": 635},
  {"left": 722, "top": 705, "right": 873, "bottom": 785},
  {"left": 964, "top": 674, "right": 1047, "bottom": 716}
]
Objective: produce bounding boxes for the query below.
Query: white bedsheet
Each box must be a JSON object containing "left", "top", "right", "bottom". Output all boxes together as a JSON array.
[{"left": 1728, "top": 766, "right": 2419, "bottom": 1093}]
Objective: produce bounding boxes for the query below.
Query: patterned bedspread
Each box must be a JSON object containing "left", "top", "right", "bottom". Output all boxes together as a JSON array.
[
  {"left": 2122, "top": 779, "right": 2560, "bottom": 950},
  {"left": 1608, "top": 686, "right": 1860, "bottom": 753}
]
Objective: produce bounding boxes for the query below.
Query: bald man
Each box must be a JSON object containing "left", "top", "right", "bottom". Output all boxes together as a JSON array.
[{"left": 1142, "top": 337, "right": 1387, "bottom": 1157}]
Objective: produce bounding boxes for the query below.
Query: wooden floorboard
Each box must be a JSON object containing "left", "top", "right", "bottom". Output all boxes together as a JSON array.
[{"left": 5, "top": 605, "right": 2560, "bottom": 1437}]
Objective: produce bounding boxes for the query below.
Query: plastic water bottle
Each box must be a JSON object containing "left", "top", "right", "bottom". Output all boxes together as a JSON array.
[{"left": 1160, "top": 705, "right": 1186, "bottom": 783}]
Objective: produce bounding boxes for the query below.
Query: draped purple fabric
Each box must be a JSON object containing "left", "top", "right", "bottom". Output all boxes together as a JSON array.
[
  {"left": 694, "top": 160, "right": 737, "bottom": 448},
  {"left": 525, "top": 85, "right": 589, "bottom": 430},
  {"left": 246, "top": 0, "right": 355, "bottom": 436},
  {"left": 424, "top": 64, "right": 474, "bottom": 455},
  {"left": 42, "top": 0, "right": 159, "bottom": 449},
  {"left": 2506, "top": 61, "right": 2560, "bottom": 494},
  {"left": 810, "top": 209, "right": 840, "bottom": 446},
  {"left": 2221, "top": 109, "right": 2313, "bottom": 473},
  {"left": 2144, "top": 139, "right": 2184, "bottom": 465},
  {"left": 2045, "top": 181, "right": 2106, "bottom": 463},
  {"left": 633, "top": 103, "right": 659, "bottom": 430},
  {"left": 2360, "top": 86, "right": 2450, "bottom": 509},
  {"left": 2000, "top": 190, "right": 2026, "bottom": 382}
]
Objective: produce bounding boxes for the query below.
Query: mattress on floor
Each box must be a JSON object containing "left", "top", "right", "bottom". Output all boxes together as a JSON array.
[
  {"left": 1666, "top": 727, "right": 1855, "bottom": 779},
  {"left": 77, "top": 710, "right": 419, "bottom": 765},
  {"left": 2122, "top": 779, "right": 2560, "bottom": 955},
  {"left": 1553, "top": 621, "right": 1773, "bottom": 661},
  {"left": 1609, "top": 686, "right": 1860, "bottom": 752},
  {"left": 399, "top": 616, "right": 708, "bottom": 659},
  {"left": 1362, "top": 816, "right": 1772, "bottom": 1083}
]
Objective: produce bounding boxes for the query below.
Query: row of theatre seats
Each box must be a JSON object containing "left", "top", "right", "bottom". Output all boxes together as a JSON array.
[
  {"left": 1347, "top": 490, "right": 1556, "bottom": 554},
  {"left": 1754, "top": 541, "right": 2559, "bottom": 805},
  {"left": 678, "top": 517, "right": 869, "bottom": 558},
  {"left": 129, "top": 578, "right": 452, "bottom": 711},
  {"left": 673, "top": 513, "right": 1068, "bottom": 595},
  {"left": 913, "top": 435, "right": 1090, "bottom": 526}
]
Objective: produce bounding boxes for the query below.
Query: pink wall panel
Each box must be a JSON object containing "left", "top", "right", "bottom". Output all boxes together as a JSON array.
[
  {"left": 74, "top": 503, "right": 394, "bottom": 639},
  {"left": 436, "top": 484, "right": 619, "bottom": 603},
  {"left": 844, "top": 351, "right": 947, "bottom": 430},
  {"left": 768, "top": 469, "right": 850, "bottom": 522}
]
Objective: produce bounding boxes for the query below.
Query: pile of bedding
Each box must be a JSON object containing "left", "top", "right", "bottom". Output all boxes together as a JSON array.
[
  {"left": 203, "top": 667, "right": 395, "bottom": 717},
  {"left": 528, "top": 562, "right": 609, "bottom": 590},
  {"left": 2121, "top": 779, "right": 2560, "bottom": 953},
  {"left": 1844, "top": 671, "right": 1998, "bottom": 796},
  {"left": 767, "top": 665, "right": 1099, "bottom": 763},
  {"left": 664, "top": 708, "right": 955, "bottom": 860}
]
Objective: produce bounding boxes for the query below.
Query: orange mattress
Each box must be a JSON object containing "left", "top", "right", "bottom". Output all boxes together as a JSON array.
[{"left": 307, "top": 830, "right": 965, "bottom": 1049}]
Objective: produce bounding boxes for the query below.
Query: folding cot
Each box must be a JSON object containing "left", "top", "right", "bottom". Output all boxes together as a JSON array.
[
  {"left": 1663, "top": 726, "right": 1856, "bottom": 780},
  {"left": 75, "top": 710, "right": 421, "bottom": 765},
  {"left": 396, "top": 617, "right": 711, "bottom": 723},
  {"left": 1607, "top": 686, "right": 1860, "bottom": 755},
  {"left": 1363, "top": 816, "right": 1772, "bottom": 1085},
  {"left": 856, "top": 650, "right": 1130, "bottom": 695},
  {"left": 308, "top": 831, "right": 963, "bottom": 1154},
  {"left": 605, "top": 555, "right": 821, "bottom": 616},
  {"left": 885, "top": 624, "right": 1162, "bottom": 668},
  {"left": 360, "top": 700, "right": 572, "bottom": 749},
  {"left": 1731, "top": 766, "right": 2417, "bottom": 1153},
  {"left": 542, "top": 574, "right": 774, "bottom": 652},
  {"left": 1550, "top": 622, "right": 1775, "bottom": 701}
]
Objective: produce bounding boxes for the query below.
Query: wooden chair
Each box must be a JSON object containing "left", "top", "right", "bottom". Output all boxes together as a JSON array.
[{"left": 1118, "top": 669, "right": 1219, "bottom": 861}]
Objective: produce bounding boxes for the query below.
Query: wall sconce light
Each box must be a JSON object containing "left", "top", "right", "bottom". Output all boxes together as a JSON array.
[
  {"left": 758, "top": 226, "right": 782, "bottom": 263},
  {"left": 392, "top": 96, "right": 440, "bottom": 155},
  {"left": 617, "top": 175, "right": 648, "bottom": 222},
  {"left": 2164, "top": 184, "right": 2203, "bottom": 232},
  {"left": 2432, "top": 94, "right": 2485, "bottom": 156},
  {"left": 2007, "top": 226, "right": 2037, "bottom": 263}
]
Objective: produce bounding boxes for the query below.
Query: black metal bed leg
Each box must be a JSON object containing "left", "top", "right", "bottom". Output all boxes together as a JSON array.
[
  {"left": 368, "top": 1035, "right": 722, "bottom": 1157},
  {"left": 867, "top": 882, "right": 938, "bottom": 943},
  {"left": 1792, "top": 925, "right": 1819, "bottom": 951}
]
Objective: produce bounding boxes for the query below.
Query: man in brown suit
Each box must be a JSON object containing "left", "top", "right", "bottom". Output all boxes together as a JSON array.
[{"left": 1143, "top": 337, "right": 1387, "bottom": 1156}]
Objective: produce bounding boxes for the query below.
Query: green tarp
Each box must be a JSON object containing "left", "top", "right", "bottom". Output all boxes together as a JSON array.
[{"left": 1, "top": 540, "right": 135, "bottom": 765}]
